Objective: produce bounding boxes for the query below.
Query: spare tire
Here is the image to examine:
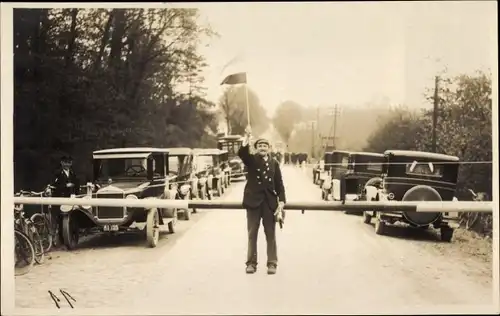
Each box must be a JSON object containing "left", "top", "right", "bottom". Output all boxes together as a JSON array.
[
  {"left": 365, "top": 177, "right": 382, "bottom": 188},
  {"left": 402, "top": 185, "right": 442, "bottom": 226}
]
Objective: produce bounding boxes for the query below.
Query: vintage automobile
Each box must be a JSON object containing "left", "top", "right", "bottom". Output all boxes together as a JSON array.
[
  {"left": 166, "top": 147, "right": 200, "bottom": 220},
  {"left": 194, "top": 148, "right": 226, "bottom": 199},
  {"left": 217, "top": 134, "right": 246, "bottom": 181},
  {"left": 340, "top": 151, "right": 385, "bottom": 215},
  {"left": 219, "top": 149, "right": 231, "bottom": 188},
  {"left": 316, "top": 152, "right": 331, "bottom": 186},
  {"left": 362, "top": 150, "right": 459, "bottom": 242},
  {"left": 192, "top": 148, "right": 214, "bottom": 200},
  {"left": 60, "top": 147, "right": 178, "bottom": 250},
  {"left": 320, "top": 150, "right": 351, "bottom": 201}
]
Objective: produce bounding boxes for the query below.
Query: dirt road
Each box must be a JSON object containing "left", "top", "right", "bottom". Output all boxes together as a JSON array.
[{"left": 15, "top": 166, "right": 494, "bottom": 314}]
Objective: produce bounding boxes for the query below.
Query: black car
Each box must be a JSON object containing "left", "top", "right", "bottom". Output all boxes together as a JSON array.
[
  {"left": 340, "top": 151, "right": 385, "bottom": 215},
  {"left": 60, "top": 147, "right": 177, "bottom": 249},
  {"left": 363, "top": 150, "right": 459, "bottom": 242}
]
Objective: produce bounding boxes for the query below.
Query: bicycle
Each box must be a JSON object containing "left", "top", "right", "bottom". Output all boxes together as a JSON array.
[
  {"left": 458, "top": 189, "right": 488, "bottom": 230},
  {"left": 14, "top": 228, "right": 35, "bottom": 276},
  {"left": 14, "top": 193, "right": 45, "bottom": 264},
  {"left": 28, "top": 185, "right": 59, "bottom": 252}
]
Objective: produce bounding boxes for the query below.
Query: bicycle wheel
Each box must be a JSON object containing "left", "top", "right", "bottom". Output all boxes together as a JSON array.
[
  {"left": 25, "top": 221, "right": 45, "bottom": 264},
  {"left": 30, "top": 213, "right": 53, "bottom": 253},
  {"left": 466, "top": 212, "right": 480, "bottom": 230},
  {"left": 14, "top": 229, "right": 35, "bottom": 276}
]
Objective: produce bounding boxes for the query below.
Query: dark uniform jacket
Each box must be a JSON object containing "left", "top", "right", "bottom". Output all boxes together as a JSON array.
[
  {"left": 52, "top": 168, "right": 80, "bottom": 197},
  {"left": 238, "top": 144, "right": 286, "bottom": 210}
]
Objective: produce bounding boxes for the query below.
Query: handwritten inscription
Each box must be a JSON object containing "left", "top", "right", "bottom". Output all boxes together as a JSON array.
[{"left": 48, "top": 289, "right": 76, "bottom": 308}]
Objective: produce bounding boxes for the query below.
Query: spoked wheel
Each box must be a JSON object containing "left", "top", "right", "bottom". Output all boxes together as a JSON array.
[
  {"left": 167, "top": 209, "right": 177, "bottom": 234},
  {"left": 146, "top": 208, "right": 160, "bottom": 247},
  {"left": 183, "top": 195, "right": 192, "bottom": 220},
  {"left": 14, "top": 229, "right": 35, "bottom": 276},
  {"left": 30, "top": 213, "right": 53, "bottom": 253},
  {"left": 27, "top": 222, "right": 45, "bottom": 264},
  {"left": 62, "top": 214, "right": 80, "bottom": 250}
]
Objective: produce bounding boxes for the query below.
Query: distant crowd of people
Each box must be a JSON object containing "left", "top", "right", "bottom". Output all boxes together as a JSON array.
[{"left": 283, "top": 152, "right": 309, "bottom": 165}]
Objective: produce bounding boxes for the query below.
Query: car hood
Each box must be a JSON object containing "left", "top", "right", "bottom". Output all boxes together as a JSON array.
[{"left": 96, "top": 181, "right": 150, "bottom": 195}]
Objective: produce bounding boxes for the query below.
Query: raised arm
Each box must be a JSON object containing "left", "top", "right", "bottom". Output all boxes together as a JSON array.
[
  {"left": 237, "top": 128, "right": 254, "bottom": 167},
  {"left": 238, "top": 139, "right": 253, "bottom": 167}
]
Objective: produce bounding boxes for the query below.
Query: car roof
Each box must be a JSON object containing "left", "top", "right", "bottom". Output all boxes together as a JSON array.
[
  {"left": 384, "top": 150, "right": 460, "bottom": 161},
  {"left": 350, "top": 151, "right": 384, "bottom": 157},
  {"left": 193, "top": 148, "right": 222, "bottom": 155},
  {"left": 93, "top": 147, "right": 170, "bottom": 155},
  {"left": 332, "top": 150, "right": 351, "bottom": 155},
  {"left": 218, "top": 134, "right": 244, "bottom": 141},
  {"left": 165, "top": 147, "right": 192, "bottom": 155}
]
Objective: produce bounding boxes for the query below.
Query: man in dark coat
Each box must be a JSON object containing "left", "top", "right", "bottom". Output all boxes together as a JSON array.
[
  {"left": 238, "top": 128, "right": 286, "bottom": 275},
  {"left": 284, "top": 152, "right": 290, "bottom": 164},
  {"left": 51, "top": 155, "right": 80, "bottom": 244}
]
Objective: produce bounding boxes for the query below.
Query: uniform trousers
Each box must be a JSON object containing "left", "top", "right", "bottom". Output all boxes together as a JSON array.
[{"left": 246, "top": 199, "right": 277, "bottom": 267}]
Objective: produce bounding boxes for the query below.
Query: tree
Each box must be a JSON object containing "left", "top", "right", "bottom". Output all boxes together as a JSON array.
[
  {"left": 13, "top": 8, "right": 218, "bottom": 189},
  {"left": 218, "top": 85, "right": 269, "bottom": 136},
  {"left": 273, "top": 100, "right": 304, "bottom": 145}
]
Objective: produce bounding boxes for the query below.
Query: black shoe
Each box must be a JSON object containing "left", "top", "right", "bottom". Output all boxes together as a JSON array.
[
  {"left": 267, "top": 264, "right": 277, "bottom": 275},
  {"left": 246, "top": 265, "right": 257, "bottom": 274}
]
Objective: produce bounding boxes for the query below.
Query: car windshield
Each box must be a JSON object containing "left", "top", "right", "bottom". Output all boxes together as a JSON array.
[
  {"left": 366, "top": 161, "right": 383, "bottom": 172},
  {"left": 405, "top": 160, "right": 444, "bottom": 177},
  {"left": 200, "top": 155, "right": 214, "bottom": 167},
  {"left": 220, "top": 141, "right": 241, "bottom": 156},
  {"left": 96, "top": 158, "right": 148, "bottom": 180},
  {"left": 168, "top": 156, "right": 184, "bottom": 175}
]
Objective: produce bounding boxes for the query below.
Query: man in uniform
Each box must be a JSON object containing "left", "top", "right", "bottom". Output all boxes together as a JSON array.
[
  {"left": 238, "top": 127, "right": 286, "bottom": 275},
  {"left": 50, "top": 155, "right": 80, "bottom": 244}
]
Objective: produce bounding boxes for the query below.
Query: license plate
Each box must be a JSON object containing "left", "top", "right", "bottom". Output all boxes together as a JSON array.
[{"left": 103, "top": 225, "right": 119, "bottom": 232}]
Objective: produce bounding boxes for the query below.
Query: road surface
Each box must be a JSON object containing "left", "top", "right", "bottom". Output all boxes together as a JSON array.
[{"left": 15, "top": 166, "right": 494, "bottom": 314}]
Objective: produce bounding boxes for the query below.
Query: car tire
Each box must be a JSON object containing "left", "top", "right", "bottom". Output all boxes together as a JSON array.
[
  {"left": 374, "top": 219, "right": 386, "bottom": 235},
  {"left": 62, "top": 214, "right": 79, "bottom": 250},
  {"left": 363, "top": 212, "right": 372, "bottom": 224},
  {"left": 183, "top": 194, "right": 192, "bottom": 220},
  {"left": 200, "top": 187, "right": 207, "bottom": 200},
  {"left": 217, "top": 182, "right": 223, "bottom": 197},
  {"left": 440, "top": 227, "right": 454, "bottom": 242},
  {"left": 146, "top": 208, "right": 160, "bottom": 248},
  {"left": 167, "top": 209, "right": 177, "bottom": 234}
]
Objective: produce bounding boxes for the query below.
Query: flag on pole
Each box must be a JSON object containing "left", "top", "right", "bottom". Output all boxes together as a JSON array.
[{"left": 220, "top": 72, "right": 247, "bottom": 85}]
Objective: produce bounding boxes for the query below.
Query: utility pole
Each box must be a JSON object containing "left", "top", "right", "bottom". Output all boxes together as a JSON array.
[
  {"left": 332, "top": 104, "right": 339, "bottom": 150},
  {"left": 432, "top": 76, "right": 439, "bottom": 153},
  {"left": 312, "top": 106, "right": 319, "bottom": 159}
]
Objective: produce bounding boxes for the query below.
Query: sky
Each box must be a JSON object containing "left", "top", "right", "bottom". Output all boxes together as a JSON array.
[{"left": 190, "top": 1, "right": 496, "bottom": 116}]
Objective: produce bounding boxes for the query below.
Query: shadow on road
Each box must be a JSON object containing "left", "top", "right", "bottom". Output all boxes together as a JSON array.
[
  {"left": 368, "top": 222, "right": 443, "bottom": 242},
  {"left": 72, "top": 230, "right": 173, "bottom": 250}
]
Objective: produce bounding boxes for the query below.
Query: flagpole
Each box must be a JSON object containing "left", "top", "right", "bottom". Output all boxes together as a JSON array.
[{"left": 244, "top": 82, "right": 251, "bottom": 128}]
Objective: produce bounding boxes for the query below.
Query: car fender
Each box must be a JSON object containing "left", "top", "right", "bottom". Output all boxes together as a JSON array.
[{"left": 365, "top": 185, "right": 379, "bottom": 201}]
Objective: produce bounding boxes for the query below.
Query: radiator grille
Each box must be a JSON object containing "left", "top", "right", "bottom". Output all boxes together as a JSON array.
[{"left": 96, "top": 193, "right": 125, "bottom": 219}]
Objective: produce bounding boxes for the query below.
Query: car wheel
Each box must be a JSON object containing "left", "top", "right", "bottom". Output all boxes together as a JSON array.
[
  {"left": 363, "top": 212, "right": 372, "bottom": 224},
  {"left": 440, "top": 227, "right": 454, "bottom": 242},
  {"left": 374, "top": 219, "right": 386, "bottom": 235},
  {"left": 200, "top": 187, "right": 207, "bottom": 200},
  {"left": 62, "top": 214, "right": 79, "bottom": 250},
  {"left": 167, "top": 209, "right": 177, "bottom": 234},
  {"left": 146, "top": 208, "right": 160, "bottom": 247},
  {"left": 217, "top": 182, "right": 223, "bottom": 197}
]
